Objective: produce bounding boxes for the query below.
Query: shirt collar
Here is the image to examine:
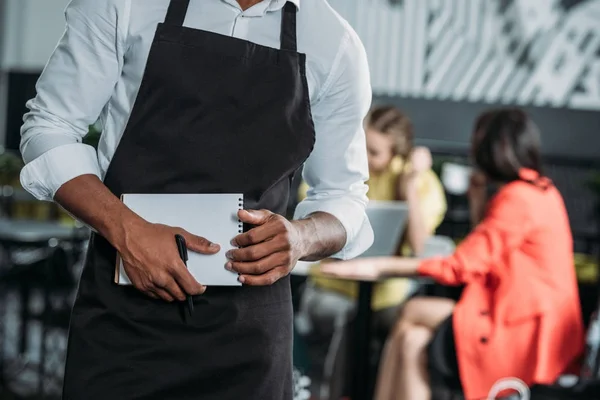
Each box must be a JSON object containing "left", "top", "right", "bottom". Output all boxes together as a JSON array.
[
  {"left": 269, "top": 0, "right": 300, "bottom": 10},
  {"left": 221, "top": 0, "right": 300, "bottom": 13}
]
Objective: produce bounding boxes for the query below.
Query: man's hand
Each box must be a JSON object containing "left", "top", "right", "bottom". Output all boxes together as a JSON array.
[
  {"left": 226, "top": 209, "right": 306, "bottom": 286},
  {"left": 119, "top": 219, "right": 220, "bottom": 301},
  {"left": 53, "top": 175, "right": 221, "bottom": 302}
]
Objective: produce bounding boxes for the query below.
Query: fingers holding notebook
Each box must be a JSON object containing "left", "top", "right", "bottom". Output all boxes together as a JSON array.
[
  {"left": 228, "top": 209, "right": 303, "bottom": 286},
  {"left": 119, "top": 220, "right": 215, "bottom": 301}
]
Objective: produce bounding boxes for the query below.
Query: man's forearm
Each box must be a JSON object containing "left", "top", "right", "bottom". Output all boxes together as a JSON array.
[
  {"left": 293, "top": 212, "right": 346, "bottom": 261},
  {"left": 54, "top": 174, "right": 139, "bottom": 251},
  {"left": 57, "top": 179, "right": 346, "bottom": 261}
]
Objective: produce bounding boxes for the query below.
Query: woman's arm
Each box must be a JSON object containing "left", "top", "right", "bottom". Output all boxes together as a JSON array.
[
  {"left": 379, "top": 257, "right": 421, "bottom": 277},
  {"left": 397, "top": 147, "right": 446, "bottom": 256},
  {"left": 398, "top": 175, "right": 429, "bottom": 255},
  {"left": 419, "top": 186, "right": 532, "bottom": 285},
  {"left": 319, "top": 256, "right": 421, "bottom": 281},
  {"left": 321, "top": 185, "right": 532, "bottom": 285}
]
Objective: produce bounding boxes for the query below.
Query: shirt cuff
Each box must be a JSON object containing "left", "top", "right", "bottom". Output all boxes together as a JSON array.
[
  {"left": 293, "top": 198, "right": 374, "bottom": 260},
  {"left": 417, "top": 257, "right": 444, "bottom": 278},
  {"left": 20, "top": 143, "right": 101, "bottom": 201}
]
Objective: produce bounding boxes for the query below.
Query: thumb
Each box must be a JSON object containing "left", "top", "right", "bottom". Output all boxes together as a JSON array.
[
  {"left": 238, "top": 209, "right": 272, "bottom": 225},
  {"left": 181, "top": 230, "right": 220, "bottom": 255}
]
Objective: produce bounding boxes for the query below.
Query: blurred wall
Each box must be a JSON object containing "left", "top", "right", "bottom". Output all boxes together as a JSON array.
[
  {"left": 331, "top": 0, "right": 600, "bottom": 111},
  {"left": 1, "top": 0, "right": 70, "bottom": 70},
  {"left": 0, "top": 0, "right": 598, "bottom": 158},
  {"left": 0, "top": 0, "right": 7, "bottom": 145},
  {"left": 0, "top": 0, "right": 69, "bottom": 146},
  {"left": 0, "top": 0, "right": 6, "bottom": 66},
  {"left": 329, "top": 0, "right": 600, "bottom": 159}
]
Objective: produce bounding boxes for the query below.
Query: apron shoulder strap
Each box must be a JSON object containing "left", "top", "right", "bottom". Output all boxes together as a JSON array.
[
  {"left": 280, "top": 2, "right": 298, "bottom": 52},
  {"left": 165, "top": 0, "right": 190, "bottom": 26}
]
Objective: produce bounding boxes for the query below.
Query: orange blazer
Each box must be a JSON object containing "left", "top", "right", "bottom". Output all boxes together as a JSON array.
[{"left": 418, "top": 169, "right": 584, "bottom": 399}]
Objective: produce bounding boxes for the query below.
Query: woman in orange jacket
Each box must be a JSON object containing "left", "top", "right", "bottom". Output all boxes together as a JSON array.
[{"left": 321, "top": 109, "right": 585, "bottom": 400}]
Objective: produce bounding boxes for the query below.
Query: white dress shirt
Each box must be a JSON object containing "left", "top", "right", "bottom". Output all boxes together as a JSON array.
[{"left": 19, "top": 0, "right": 374, "bottom": 259}]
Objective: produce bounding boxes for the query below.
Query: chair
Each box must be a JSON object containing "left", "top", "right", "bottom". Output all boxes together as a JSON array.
[
  {"left": 0, "top": 222, "right": 87, "bottom": 399},
  {"left": 433, "top": 297, "right": 600, "bottom": 400},
  {"left": 316, "top": 236, "right": 458, "bottom": 400},
  {"left": 579, "top": 298, "right": 600, "bottom": 381},
  {"left": 293, "top": 366, "right": 312, "bottom": 400},
  {"left": 0, "top": 243, "right": 81, "bottom": 398}
]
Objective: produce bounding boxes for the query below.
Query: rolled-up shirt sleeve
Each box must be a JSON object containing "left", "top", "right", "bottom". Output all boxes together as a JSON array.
[
  {"left": 19, "top": 0, "right": 126, "bottom": 201},
  {"left": 293, "top": 30, "right": 374, "bottom": 260}
]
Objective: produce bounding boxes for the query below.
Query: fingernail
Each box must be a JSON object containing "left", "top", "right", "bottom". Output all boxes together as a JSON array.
[
  {"left": 226, "top": 251, "right": 233, "bottom": 260},
  {"left": 209, "top": 242, "right": 219, "bottom": 248},
  {"left": 238, "top": 275, "right": 245, "bottom": 283},
  {"left": 230, "top": 238, "right": 238, "bottom": 247},
  {"left": 225, "top": 262, "right": 232, "bottom": 271}
]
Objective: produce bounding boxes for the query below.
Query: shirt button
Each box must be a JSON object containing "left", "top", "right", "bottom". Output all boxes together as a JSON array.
[
  {"left": 480, "top": 310, "right": 489, "bottom": 316},
  {"left": 480, "top": 337, "right": 488, "bottom": 344}
]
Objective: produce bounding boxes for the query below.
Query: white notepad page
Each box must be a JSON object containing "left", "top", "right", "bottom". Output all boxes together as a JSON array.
[{"left": 115, "top": 193, "right": 242, "bottom": 286}]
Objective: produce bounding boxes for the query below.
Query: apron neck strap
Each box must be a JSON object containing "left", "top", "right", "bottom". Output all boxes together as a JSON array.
[
  {"left": 165, "top": 0, "right": 190, "bottom": 26},
  {"left": 164, "top": 0, "right": 297, "bottom": 52},
  {"left": 280, "top": 2, "right": 297, "bottom": 52}
]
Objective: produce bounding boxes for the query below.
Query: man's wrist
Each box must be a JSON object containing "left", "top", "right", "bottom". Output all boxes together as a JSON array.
[
  {"left": 53, "top": 174, "right": 144, "bottom": 254},
  {"left": 103, "top": 207, "right": 144, "bottom": 254},
  {"left": 291, "top": 218, "right": 313, "bottom": 259},
  {"left": 292, "top": 212, "right": 346, "bottom": 261}
]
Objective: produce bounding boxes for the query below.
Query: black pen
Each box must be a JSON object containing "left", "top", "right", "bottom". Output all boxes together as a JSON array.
[{"left": 175, "top": 234, "right": 194, "bottom": 317}]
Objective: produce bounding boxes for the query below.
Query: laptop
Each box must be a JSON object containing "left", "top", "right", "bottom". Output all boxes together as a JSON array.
[{"left": 360, "top": 200, "right": 409, "bottom": 258}]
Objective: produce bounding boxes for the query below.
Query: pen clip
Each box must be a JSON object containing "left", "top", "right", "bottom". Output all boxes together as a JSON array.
[{"left": 175, "top": 234, "right": 188, "bottom": 263}]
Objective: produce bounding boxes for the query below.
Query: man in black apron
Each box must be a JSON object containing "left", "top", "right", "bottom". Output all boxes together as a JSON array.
[{"left": 20, "top": 0, "right": 372, "bottom": 399}]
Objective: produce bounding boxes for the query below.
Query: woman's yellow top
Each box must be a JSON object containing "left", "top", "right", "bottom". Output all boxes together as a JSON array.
[{"left": 298, "top": 156, "right": 447, "bottom": 310}]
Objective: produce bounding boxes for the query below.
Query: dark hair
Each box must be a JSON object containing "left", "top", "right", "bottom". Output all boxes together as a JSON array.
[
  {"left": 473, "top": 108, "right": 544, "bottom": 183},
  {"left": 474, "top": 110, "right": 498, "bottom": 134},
  {"left": 365, "top": 105, "right": 413, "bottom": 158}
]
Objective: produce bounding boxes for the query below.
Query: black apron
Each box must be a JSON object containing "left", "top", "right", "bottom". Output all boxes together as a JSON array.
[{"left": 63, "top": 1, "right": 315, "bottom": 399}]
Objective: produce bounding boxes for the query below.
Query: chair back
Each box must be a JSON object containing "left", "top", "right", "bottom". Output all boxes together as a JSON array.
[{"left": 581, "top": 299, "right": 600, "bottom": 380}]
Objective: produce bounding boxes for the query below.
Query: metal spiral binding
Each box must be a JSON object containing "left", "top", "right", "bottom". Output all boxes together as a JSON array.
[{"left": 238, "top": 197, "right": 243, "bottom": 234}]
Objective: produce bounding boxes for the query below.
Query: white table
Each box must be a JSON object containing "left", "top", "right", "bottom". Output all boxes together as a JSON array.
[{"left": 291, "top": 261, "right": 316, "bottom": 276}]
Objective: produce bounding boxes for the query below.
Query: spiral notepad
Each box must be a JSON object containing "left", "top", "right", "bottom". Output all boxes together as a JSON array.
[{"left": 115, "top": 193, "right": 243, "bottom": 286}]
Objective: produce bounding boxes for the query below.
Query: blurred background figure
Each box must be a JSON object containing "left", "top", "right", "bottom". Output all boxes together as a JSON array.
[
  {"left": 323, "top": 108, "right": 586, "bottom": 399},
  {"left": 297, "top": 106, "right": 446, "bottom": 397},
  {"left": 1, "top": 1, "right": 600, "bottom": 400}
]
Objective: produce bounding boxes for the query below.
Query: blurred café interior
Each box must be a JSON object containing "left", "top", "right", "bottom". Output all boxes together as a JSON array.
[{"left": 0, "top": 0, "right": 599, "bottom": 399}]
